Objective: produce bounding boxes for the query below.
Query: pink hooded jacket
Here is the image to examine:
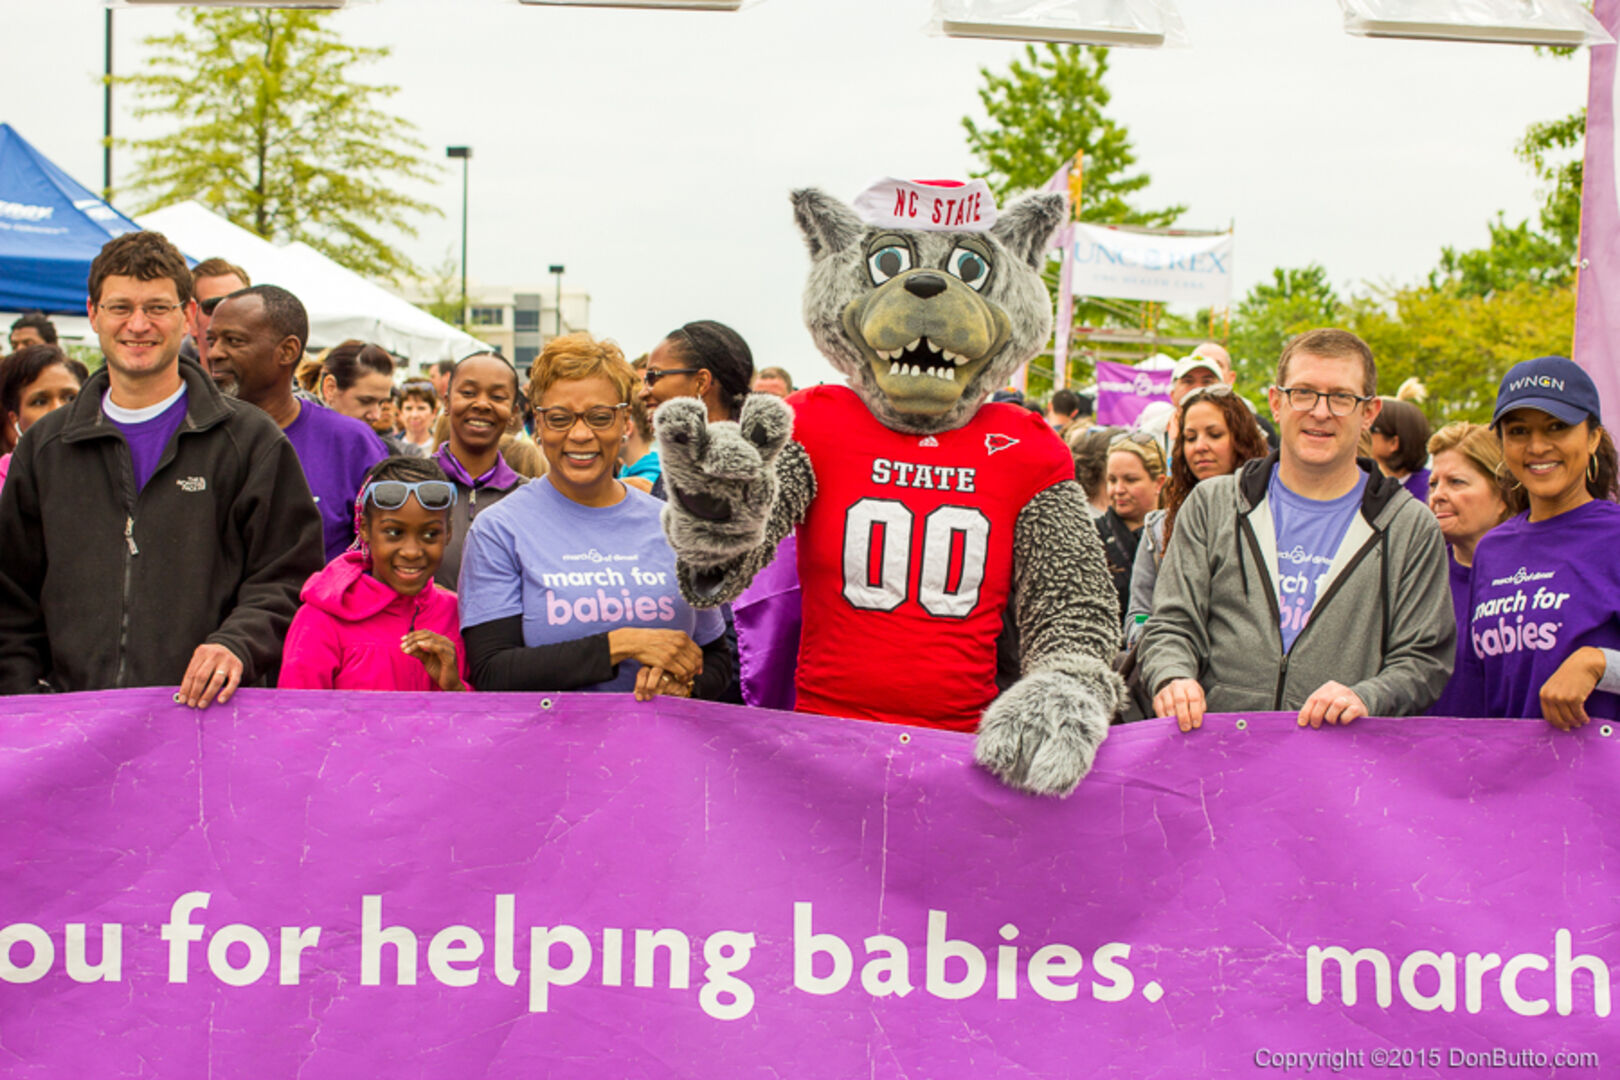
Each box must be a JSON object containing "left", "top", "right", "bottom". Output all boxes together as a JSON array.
[{"left": 279, "top": 551, "right": 472, "bottom": 691}]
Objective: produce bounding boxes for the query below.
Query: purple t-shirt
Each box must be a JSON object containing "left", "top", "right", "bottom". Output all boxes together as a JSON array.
[
  {"left": 104, "top": 388, "right": 189, "bottom": 493},
  {"left": 282, "top": 401, "right": 389, "bottom": 561},
  {"left": 1403, "top": 467, "right": 1430, "bottom": 505},
  {"left": 457, "top": 476, "right": 725, "bottom": 693},
  {"left": 1429, "top": 547, "right": 1486, "bottom": 717},
  {"left": 1468, "top": 499, "right": 1620, "bottom": 720},
  {"left": 1269, "top": 466, "right": 1368, "bottom": 652}
]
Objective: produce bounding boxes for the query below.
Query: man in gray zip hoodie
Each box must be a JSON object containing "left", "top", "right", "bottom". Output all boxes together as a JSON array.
[{"left": 1139, "top": 329, "right": 1453, "bottom": 730}]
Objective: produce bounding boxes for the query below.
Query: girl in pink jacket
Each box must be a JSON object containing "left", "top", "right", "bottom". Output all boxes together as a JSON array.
[{"left": 280, "top": 457, "right": 471, "bottom": 692}]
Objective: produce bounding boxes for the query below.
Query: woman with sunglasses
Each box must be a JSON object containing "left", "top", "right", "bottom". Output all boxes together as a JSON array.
[
  {"left": 638, "top": 322, "right": 754, "bottom": 489},
  {"left": 637, "top": 321, "right": 756, "bottom": 700},
  {"left": 1096, "top": 431, "right": 1167, "bottom": 620},
  {"left": 432, "top": 351, "right": 529, "bottom": 589},
  {"left": 1124, "top": 386, "right": 1268, "bottom": 643},
  {"left": 1469, "top": 357, "right": 1620, "bottom": 727},
  {"left": 458, "top": 333, "right": 733, "bottom": 701},
  {"left": 280, "top": 456, "right": 470, "bottom": 692}
]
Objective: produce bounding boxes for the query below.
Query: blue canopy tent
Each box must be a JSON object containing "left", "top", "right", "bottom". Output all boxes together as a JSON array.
[{"left": 0, "top": 124, "right": 140, "bottom": 314}]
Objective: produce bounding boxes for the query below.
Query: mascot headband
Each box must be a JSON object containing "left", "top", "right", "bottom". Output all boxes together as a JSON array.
[{"left": 851, "top": 177, "right": 1000, "bottom": 233}]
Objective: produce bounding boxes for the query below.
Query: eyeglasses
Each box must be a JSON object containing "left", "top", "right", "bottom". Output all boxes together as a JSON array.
[
  {"left": 642, "top": 367, "right": 701, "bottom": 387},
  {"left": 363, "top": 480, "right": 457, "bottom": 512},
  {"left": 1275, "top": 386, "right": 1373, "bottom": 417},
  {"left": 538, "top": 403, "right": 628, "bottom": 432},
  {"left": 198, "top": 296, "right": 226, "bottom": 317},
  {"left": 97, "top": 301, "right": 182, "bottom": 321},
  {"left": 1182, "top": 384, "right": 1236, "bottom": 403}
]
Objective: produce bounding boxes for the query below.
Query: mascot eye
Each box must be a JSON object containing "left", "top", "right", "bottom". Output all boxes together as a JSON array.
[
  {"left": 947, "top": 247, "right": 990, "bottom": 291},
  {"left": 867, "top": 245, "right": 912, "bottom": 285}
]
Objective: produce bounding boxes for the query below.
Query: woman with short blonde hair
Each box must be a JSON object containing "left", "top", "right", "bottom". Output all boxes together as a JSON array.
[
  {"left": 458, "top": 333, "right": 733, "bottom": 701},
  {"left": 1424, "top": 421, "right": 1517, "bottom": 717}
]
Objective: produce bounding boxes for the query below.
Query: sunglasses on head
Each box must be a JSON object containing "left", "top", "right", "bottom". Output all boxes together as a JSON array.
[{"left": 363, "top": 480, "right": 457, "bottom": 513}]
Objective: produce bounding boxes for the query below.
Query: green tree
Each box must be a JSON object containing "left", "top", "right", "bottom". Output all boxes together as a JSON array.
[
  {"left": 415, "top": 249, "right": 466, "bottom": 328},
  {"left": 1227, "top": 265, "right": 1342, "bottom": 389},
  {"left": 1429, "top": 212, "right": 1572, "bottom": 298},
  {"left": 963, "top": 43, "right": 1182, "bottom": 226},
  {"left": 963, "top": 44, "right": 1186, "bottom": 393},
  {"left": 1517, "top": 108, "right": 1585, "bottom": 255},
  {"left": 119, "top": 10, "right": 438, "bottom": 281},
  {"left": 1348, "top": 281, "right": 1574, "bottom": 426}
]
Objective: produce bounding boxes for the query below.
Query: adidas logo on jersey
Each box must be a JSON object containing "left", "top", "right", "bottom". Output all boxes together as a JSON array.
[{"left": 918, "top": 436, "right": 939, "bottom": 448}]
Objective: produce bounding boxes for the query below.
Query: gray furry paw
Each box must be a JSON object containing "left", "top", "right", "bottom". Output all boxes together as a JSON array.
[
  {"left": 655, "top": 393, "right": 793, "bottom": 570},
  {"left": 974, "top": 671, "right": 1112, "bottom": 797}
]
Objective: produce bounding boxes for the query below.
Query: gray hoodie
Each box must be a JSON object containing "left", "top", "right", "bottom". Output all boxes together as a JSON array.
[{"left": 1138, "top": 453, "right": 1454, "bottom": 716}]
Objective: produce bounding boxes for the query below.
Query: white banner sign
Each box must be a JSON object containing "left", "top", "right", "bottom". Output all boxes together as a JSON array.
[{"left": 1070, "top": 225, "right": 1234, "bottom": 308}]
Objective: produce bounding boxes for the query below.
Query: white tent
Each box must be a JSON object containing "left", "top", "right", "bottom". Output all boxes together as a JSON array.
[{"left": 136, "top": 201, "right": 492, "bottom": 365}]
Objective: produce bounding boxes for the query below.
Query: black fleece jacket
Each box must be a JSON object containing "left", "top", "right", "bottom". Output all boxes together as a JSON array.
[{"left": 0, "top": 358, "right": 324, "bottom": 694}]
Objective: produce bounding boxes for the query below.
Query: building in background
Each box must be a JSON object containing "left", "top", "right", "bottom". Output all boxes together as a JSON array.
[{"left": 404, "top": 278, "right": 591, "bottom": 375}]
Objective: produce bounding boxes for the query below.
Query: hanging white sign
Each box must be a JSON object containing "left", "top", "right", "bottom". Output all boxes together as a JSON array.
[{"left": 1069, "top": 224, "right": 1233, "bottom": 308}]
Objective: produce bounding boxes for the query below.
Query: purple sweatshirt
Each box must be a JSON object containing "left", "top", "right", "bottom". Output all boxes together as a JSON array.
[
  {"left": 1429, "top": 548, "right": 1485, "bottom": 717},
  {"left": 1468, "top": 500, "right": 1620, "bottom": 720}
]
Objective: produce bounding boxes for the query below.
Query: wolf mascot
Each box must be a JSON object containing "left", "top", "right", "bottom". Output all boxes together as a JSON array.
[{"left": 656, "top": 178, "right": 1122, "bottom": 795}]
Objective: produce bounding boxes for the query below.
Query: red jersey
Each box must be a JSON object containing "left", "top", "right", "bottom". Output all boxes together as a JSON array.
[{"left": 788, "top": 385, "right": 1074, "bottom": 732}]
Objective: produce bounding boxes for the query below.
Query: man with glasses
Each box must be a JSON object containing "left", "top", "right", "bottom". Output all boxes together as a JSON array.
[
  {"left": 182, "top": 257, "right": 251, "bottom": 374},
  {"left": 1139, "top": 328, "right": 1453, "bottom": 731},
  {"left": 0, "top": 231, "right": 322, "bottom": 704}
]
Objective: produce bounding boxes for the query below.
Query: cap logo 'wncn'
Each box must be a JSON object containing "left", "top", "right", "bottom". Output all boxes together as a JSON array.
[{"left": 1509, "top": 375, "right": 1565, "bottom": 392}]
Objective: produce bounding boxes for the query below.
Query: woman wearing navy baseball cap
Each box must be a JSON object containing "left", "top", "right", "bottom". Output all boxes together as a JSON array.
[{"left": 1467, "top": 356, "right": 1620, "bottom": 726}]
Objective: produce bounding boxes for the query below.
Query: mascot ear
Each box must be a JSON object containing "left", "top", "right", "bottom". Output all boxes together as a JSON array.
[
  {"left": 792, "top": 189, "right": 865, "bottom": 261},
  {"left": 989, "top": 192, "right": 1068, "bottom": 270}
]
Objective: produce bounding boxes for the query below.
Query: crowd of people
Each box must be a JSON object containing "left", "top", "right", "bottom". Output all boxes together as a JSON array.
[{"left": 0, "top": 229, "right": 1615, "bottom": 738}]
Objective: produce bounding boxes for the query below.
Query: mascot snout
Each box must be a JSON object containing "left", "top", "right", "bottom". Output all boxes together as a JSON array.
[{"left": 843, "top": 268, "right": 1011, "bottom": 415}]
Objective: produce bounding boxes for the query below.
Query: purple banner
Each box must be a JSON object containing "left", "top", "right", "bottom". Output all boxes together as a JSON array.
[
  {"left": 1575, "top": 0, "right": 1620, "bottom": 423},
  {"left": 2, "top": 690, "right": 1616, "bottom": 1078},
  {"left": 1095, "top": 359, "right": 1174, "bottom": 426}
]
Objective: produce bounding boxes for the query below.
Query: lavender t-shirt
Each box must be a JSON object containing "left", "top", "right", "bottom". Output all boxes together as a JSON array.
[
  {"left": 103, "top": 386, "right": 188, "bottom": 493},
  {"left": 1468, "top": 499, "right": 1620, "bottom": 720},
  {"left": 282, "top": 401, "right": 389, "bottom": 561},
  {"left": 1269, "top": 466, "right": 1368, "bottom": 652},
  {"left": 457, "top": 476, "right": 725, "bottom": 693}
]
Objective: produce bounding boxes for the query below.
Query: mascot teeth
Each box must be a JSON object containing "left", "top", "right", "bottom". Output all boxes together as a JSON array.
[{"left": 925, "top": 339, "right": 942, "bottom": 354}]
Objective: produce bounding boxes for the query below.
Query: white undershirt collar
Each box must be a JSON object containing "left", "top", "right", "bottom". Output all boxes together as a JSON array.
[{"left": 102, "top": 384, "right": 186, "bottom": 425}]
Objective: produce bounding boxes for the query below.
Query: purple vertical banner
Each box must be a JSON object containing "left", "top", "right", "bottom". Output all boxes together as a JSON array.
[
  {"left": 1, "top": 689, "right": 1616, "bottom": 1078},
  {"left": 1094, "top": 359, "right": 1174, "bottom": 426},
  {"left": 1575, "top": 0, "right": 1620, "bottom": 421}
]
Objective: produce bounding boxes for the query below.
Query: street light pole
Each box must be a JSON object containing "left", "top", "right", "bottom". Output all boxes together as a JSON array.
[
  {"left": 446, "top": 146, "right": 472, "bottom": 328},
  {"left": 104, "top": 9, "right": 114, "bottom": 201},
  {"left": 549, "top": 264, "right": 565, "bottom": 338}
]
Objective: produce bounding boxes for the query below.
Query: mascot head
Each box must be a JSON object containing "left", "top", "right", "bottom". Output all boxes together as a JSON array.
[{"left": 794, "top": 178, "right": 1066, "bottom": 434}]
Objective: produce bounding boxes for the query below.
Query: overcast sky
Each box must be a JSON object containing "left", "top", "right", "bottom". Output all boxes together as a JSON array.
[{"left": 8, "top": 0, "right": 1593, "bottom": 385}]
